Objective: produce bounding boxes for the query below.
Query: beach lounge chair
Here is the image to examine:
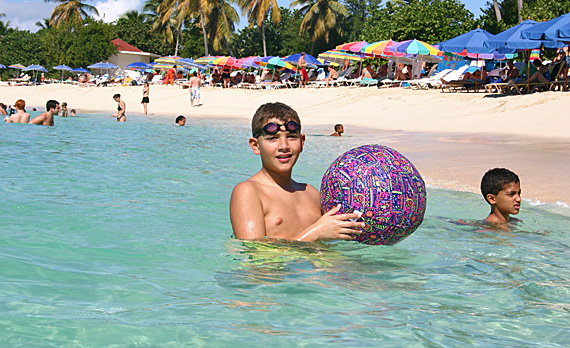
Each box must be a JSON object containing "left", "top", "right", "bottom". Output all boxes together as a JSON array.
[{"left": 407, "top": 69, "right": 452, "bottom": 89}]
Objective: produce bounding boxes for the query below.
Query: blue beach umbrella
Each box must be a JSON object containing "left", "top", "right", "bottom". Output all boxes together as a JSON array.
[
  {"left": 0, "top": 64, "right": 5, "bottom": 69},
  {"left": 87, "top": 62, "right": 118, "bottom": 69},
  {"left": 521, "top": 13, "right": 570, "bottom": 41},
  {"left": 283, "top": 53, "right": 321, "bottom": 66},
  {"left": 438, "top": 28, "right": 497, "bottom": 55},
  {"left": 485, "top": 20, "right": 563, "bottom": 50},
  {"left": 53, "top": 64, "right": 72, "bottom": 81},
  {"left": 71, "top": 67, "right": 91, "bottom": 74},
  {"left": 23, "top": 64, "right": 48, "bottom": 72},
  {"left": 126, "top": 61, "right": 152, "bottom": 69}
]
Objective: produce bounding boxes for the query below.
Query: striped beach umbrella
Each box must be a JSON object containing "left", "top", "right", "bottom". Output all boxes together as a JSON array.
[
  {"left": 194, "top": 55, "right": 219, "bottom": 65},
  {"left": 236, "top": 56, "right": 260, "bottom": 68},
  {"left": 386, "top": 39, "right": 442, "bottom": 56},
  {"left": 9, "top": 63, "right": 25, "bottom": 69},
  {"left": 212, "top": 56, "right": 238, "bottom": 67},
  {"left": 336, "top": 41, "right": 370, "bottom": 53},
  {"left": 318, "top": 49, "right": 365, "bottom": 64},
  {"left": 362, "top": 40, "right": 398, "bottom": 57}
]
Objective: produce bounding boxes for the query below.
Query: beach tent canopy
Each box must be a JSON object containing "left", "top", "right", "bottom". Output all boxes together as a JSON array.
[
  {"left": 53, "top": 64, "right": 72, "bottom": 71},
  {"left": 438, "top": 28, "right": 497, "bottom": 54},
  {"left": 283, "top": 53, "right": 321, "bottom": 66},
  {"left": 87, "top": 62, "right": 118, "bottom": 69},
  {"left": 23, "top": 64, "right": 48, "bottom": 72},
  {"left": 521, "top": 13, "right": 570, "bottom": 41},
  {"left": 485, "top": 19, "right": 563, "bottom": 50}
]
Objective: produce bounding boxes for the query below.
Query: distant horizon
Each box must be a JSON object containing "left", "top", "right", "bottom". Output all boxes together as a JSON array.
[{"left": 1, "top": 0, "right": 487, "bottom": 34}]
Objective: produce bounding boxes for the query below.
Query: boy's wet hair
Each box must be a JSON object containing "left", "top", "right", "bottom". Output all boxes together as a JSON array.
[
  {"left": 251, "top": 102, "right": 301, "bottom": 137},
  {"left": 15, "top": 99, "right": 25, "bottom": 110},
  {"left": 334, "top": 124, "right": 343, "bottom": 132},
  {"left": 175, "top": 115, "right": 186, "bottom": 123},
  {"left": 481, "top": 168, "right": 520, "bottom": 204}
]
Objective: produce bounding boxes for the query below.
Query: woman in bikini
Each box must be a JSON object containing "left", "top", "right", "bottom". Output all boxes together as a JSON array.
[
  {"left": 111, "top": 93, "right": 126, "bottom": 122},
  {"left": 142, "top": 83, "right": 149, "bottom": 115}
]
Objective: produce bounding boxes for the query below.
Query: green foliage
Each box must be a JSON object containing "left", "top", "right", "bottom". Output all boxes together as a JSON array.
[
  {"left": 480, "top": 0, "right": 570, "bottom": 34},
  {"left": 341, "top": 0, "right": 382, "bottom": 41},
  {"left": 178, "top": 20, "right": 207, "bottom": 58},
  {"left": 0, "top": 30, "right": 46, "bottom": 79},
  {"left": 40, "top": 19, "right": 117, "bottom": 69},
  {"left": 361, "top": 0, "right": 476, "bottom": 44},
  {"left": 115, "top": 15, "right": 171, "bottom": 56}
]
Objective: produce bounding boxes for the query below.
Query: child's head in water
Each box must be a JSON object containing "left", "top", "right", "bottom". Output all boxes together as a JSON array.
[
  {"left": 331, "top": 124, "right": 344, "bottom": 136},
  {"left": 175, "top": 115, "right": 186, "bottom": 126},
  {"left": 481, "top": 168, "right": 521, "bottom": 223}
]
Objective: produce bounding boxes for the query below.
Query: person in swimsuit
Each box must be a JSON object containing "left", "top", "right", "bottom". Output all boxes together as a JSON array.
[
  {"left": 221, "top": 66, "right": 231, "bottom": 88},
  {"left": 189, "top": 71, "right": 201, "bottom": 107},
  {"left": 298, "top": 52, "right": 308, "bottom": 88},
  {"left": 61, "top": 102, "right": 68, "bottom": 117},
  {"left": 142, "top": 83, "right": 150, "bottom": 115},
  {"left": 4, "top": 99, "right": 30, "bottom": 123},
  {"left": 111, "top": 93, "right": 126, "bottom": 122}
]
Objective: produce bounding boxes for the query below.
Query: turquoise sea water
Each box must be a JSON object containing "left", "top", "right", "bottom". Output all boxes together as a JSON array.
[{"left": 1, "top": 113, "right": 569, "bottom": 347}]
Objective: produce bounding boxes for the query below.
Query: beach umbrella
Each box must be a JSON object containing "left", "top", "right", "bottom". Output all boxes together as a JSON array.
[
  {"left": 153, "top": 56, "right": 182, "bottom": 65},
  {"left": 126, "top": 61, "right": 152, "bottom": 69},
  {"left": 256, "top": 56, "right": 297, "bottom": 72},
  {"left": 9, "top": 63, "right": 25, "bottom": 69},
  {"left": 521, "top": 13, "right": 570, "bottom": 41},
  {"left": 178, "top": 58, "right": 208, "bottom": 70},
  {"left": 317, "top": 58, "right": 339, "bottom": 66},
  {"left": 318, "top": 49, "right": 365, "bottom": 64},
  {"left": 362, "top": 40, "right": 398, "bottom": 57},
  {"left": 53, "top": 64, "right": 72, "bottom": 81},
  {"left": 212, "top": 56, "right": 238, "bottom": 67},
  {"left": 336, "top": 41, "right": 370, "bottom": 53},
  {"left": 283, "top": 53, "right": 321, "bottom": 66},
  {"left": 23, "top": 64, "right": 48, "bottom": 72},
  {"left": 438, "top": 28, "right": 496, "bottom": 55},
  {"left": 386, "top": 39, "right": 442, "bottom": 56},
  {"left": 236, "top": 56, "right": 260, "bottom": 69},
  {"left": 87, "top": 62, "right": 118, "bottom": 69},
  {"left": 0, "top": 64, "right": 5, "bottom": 69},
  {"left": 194, "top": 55, "right": 219, "bottom": 64},
  {"left": 485, "top": 19, "right": 562, "bottom": 50},
  {"left": 71, "top": 67, "right": 91, "bottom": 74}
]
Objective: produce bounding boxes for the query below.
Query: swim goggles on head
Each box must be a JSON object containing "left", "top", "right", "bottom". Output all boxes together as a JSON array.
[{"left": 256, "top": 121, "right": 301, "bottom": 137}]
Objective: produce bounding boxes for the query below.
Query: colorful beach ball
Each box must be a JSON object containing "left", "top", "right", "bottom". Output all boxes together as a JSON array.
[{"left": 320, "top": 145, "right": 427, "bottom": 245}]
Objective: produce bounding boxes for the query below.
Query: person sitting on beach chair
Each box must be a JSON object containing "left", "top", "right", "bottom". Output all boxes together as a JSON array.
[
  {"left": 517, "top": 59, "right": 548, "bottom": 84},
  {"left": 504, "top": 61, "right": 519, "bottom": 81},
  {"left": 324, "top": 66, "right": 339, "bottom": 87},
  {"left": 394, "top": 64, "right": 411, "bottom": 80}
]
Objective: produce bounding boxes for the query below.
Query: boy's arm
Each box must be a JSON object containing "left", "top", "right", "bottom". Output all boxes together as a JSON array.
[
  {"left": 29, "top": 114, "right": 45, "bottom": 124},
  {"left": 230, "top": 181, "right": 267, "bottom": 240}
]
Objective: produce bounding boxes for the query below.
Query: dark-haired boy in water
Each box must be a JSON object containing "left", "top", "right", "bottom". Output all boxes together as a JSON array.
[
  {"left": 230, "top": 102, "right": 363, "bottom": 242},
  {"left": 330, "top": 124, "right": 344, "bottom": 136},
  {"left": 481, "top": 168, "right": 521, "bottom": 223},
  {"left": 29, "top": 100, "right": 60, "bottom": 126},
  {"left": 175, "top": 115, "right": 186, "bottom": 126}
]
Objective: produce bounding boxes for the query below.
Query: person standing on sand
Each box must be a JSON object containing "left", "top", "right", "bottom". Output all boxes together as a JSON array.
[
  {"left": 142, "top": 82, "right": 150, "bottom": 115},
  {"left": 298, "top": 52, "right": 308, "bottom": 88},
  {"left": 4, "top": 99, "right": 30, "bottom": 123},
  {"left": 29, "top": 100, "right": 60, "bottom": 126},
  {"left": 111, "top": 94, "right": 126, "bottom": 122},
  {"left": 189, "top": 71, "right": 201, "bottom": 107}
]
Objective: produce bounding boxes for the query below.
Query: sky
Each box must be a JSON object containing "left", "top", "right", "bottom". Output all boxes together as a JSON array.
[{"left": 0, "top": 0, "right": 489, "bottom": 33}]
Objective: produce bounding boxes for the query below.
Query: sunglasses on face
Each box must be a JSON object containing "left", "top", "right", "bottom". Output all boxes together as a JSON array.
[{"left": 256, "top": 121, "right": 301, "bottom": 137}]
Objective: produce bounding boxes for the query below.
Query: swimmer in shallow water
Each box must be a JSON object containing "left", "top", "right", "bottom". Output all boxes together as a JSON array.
[
  {"left": 330, "top": 124, "right": 344, "bottom": 136},
  {"left": 481, "top": 168, "right": 521, "bottom": 224},
  {"left": 175, "top": 115, "right": 186, "bottom": 126},
  {"left": 111, "top": 93, "right": 126, "bottom": 122}
]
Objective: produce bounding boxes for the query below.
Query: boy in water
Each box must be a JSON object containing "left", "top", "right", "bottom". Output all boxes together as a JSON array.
[
  {"left": 330, "top": 124, "right": 344, "bottom": 136},
  {"left": 29, "top": 100, "right": 60, "bottom": 126},
  {"left": 175, "top": 115, "right": 186, "bottom": 126},
  {"left": 61, "top": 102, "right": 68, "bottom": 117},
  {"left": 230, "top": 102, "right": 363, "bottom": 241},
  {"left": 480, "top": 168, "right": 521, "bottom": 223}
]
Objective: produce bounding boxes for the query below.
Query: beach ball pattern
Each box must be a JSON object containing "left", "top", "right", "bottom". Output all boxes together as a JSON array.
[{"left": 320, "top": 145, "right": 426, "bottom": 245}]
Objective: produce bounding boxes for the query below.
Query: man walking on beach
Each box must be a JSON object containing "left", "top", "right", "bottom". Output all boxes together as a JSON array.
[
  {"left": 29, "top": 100, "right": 60, "bottom": 126},
  {"left": 189, "top": 71, "right": 202, "bottom": 107},
  {"left": 298, "top": 52, "right": 308, "bottom": 88}
]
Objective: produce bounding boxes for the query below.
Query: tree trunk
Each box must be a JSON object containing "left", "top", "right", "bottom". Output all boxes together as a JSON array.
[
  {"left": 224, "top": 38, "right": 235, "bottom": 57},
  {"left": 200, "top": 10, "right": 209, "bottom": 56},
  {"left": 174, "top": 22, "right": 181, "bottom": 56},
  {"left": 261, "top": 22, "right": 267, "bottom": 57},
  {"left": 310, "top": 40, "right": 315, "bottom": 56},
  {"left": 493, "top": 0, "right": 502, "bottom": 22},
  {"left": 517, "top": 0, "right": 523, "bottom": 23}
]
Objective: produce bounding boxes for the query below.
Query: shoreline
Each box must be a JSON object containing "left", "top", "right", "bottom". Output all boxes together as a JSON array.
[{"left": 2, "top": 84, "right": 569, "bottom": 206}]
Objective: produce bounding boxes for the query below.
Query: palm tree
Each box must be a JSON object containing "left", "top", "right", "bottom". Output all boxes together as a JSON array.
[
  {"left": 35, "top": 18, "right": 52, "bottom": 30},
  {"left": 492, "top": 0, "right": 502, "bottom": 22},
  {"left": 291, "top": 0, "right": 347, "bottom": 55},
  {"left": 517, "top": 0, "right": 523, "bottom": 23},
  {"left": 120, "top": 10, "right": 151, "bottom": 23},
  {"left": 203, "top": 0, "right": 239, "bottom": 54},
  {"left": 44, "top": 0, "right": 99, "bottom": 27},
  {"left": 0, "top": 13, "right": 11, "bottom": 35},
  {"left": 237, "top": 0, "right": 281, "bottom": 56}
]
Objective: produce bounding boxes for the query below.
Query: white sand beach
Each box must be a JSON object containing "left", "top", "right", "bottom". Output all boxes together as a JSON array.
[{"left": 2, "top": 84, "right": 569, "bottom": 206}]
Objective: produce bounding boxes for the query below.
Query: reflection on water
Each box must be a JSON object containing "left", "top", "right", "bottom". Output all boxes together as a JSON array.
[{"left": 1, "top": 114, "right": 570, "bottom": 347}]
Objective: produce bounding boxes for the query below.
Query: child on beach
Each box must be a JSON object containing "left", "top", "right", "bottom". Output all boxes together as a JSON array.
[
  {"left": 70, "top": 109, "right": 76, "bottom": 117},
  {"left": 481, "top": 168, "right": 521, "bottom": 223},
  {"left": 330, "top": 124, "right": 344, "bottom": 136},
  {"left": 111, "top": 94, "right": 126, "bottom": 122},
  {"left": 142, "top": 82, "right": 150, "bottom": 115},
  {"left": 175, "top": 115, "right": 186, "bottom": 126},
  {"left": 230, "top": 102, "right": 364, "bottom": 242}
]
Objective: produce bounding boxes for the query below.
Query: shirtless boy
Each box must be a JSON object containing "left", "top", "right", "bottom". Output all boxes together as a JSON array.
[
  {"left": 230, "top": 102, "right": 363, "bottom": 242},
  {"left": 481, "top": 168, "right": 521, "bottom": 223},
  {"left": 4, "top": 99, "right": 30, "bottom": 123},
  {"left": 29, "top": 100, "right": 60, "bottom": 126},
  {"left": 189, "top": 71, "right": 201, "bottom": 107}
]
